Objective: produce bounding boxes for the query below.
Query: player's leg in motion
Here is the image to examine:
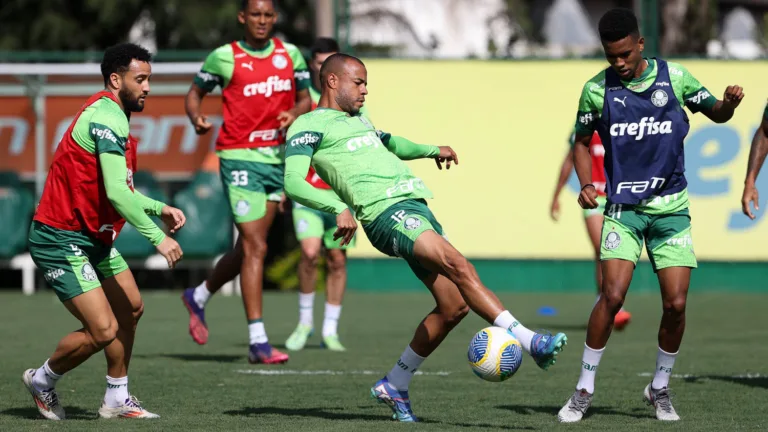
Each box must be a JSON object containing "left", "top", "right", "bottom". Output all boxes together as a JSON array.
[
  {"left": 585, "top": 208, "right": 631, "bottom": 330},
  {"left": 321, "top": 248, "right": 348, "bottom": 351},
  {"left": 23, "top": 289, "right": 118, "bottom": 420},
  {"left": 642, "top": 266, "right": 689, "bottom": 421},
  {"left": 99, "top": 268, "right": 159, "bottom": 418},
  {"left": 285, "top": 236, "right": 322, "bottom": 351},
  {"left": 372, "top": 230, "right": 567, "bottom": 422},
  {"left": 181, "top": 237, "right": 243, "bottom": 345}
]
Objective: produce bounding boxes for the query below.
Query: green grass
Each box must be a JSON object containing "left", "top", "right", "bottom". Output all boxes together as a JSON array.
[{"left": 0, "top": 290, "right": 765, "bottom": 431}]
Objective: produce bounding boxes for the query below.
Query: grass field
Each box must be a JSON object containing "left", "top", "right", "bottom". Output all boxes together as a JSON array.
[{"left": 0, "top": 290, "right": 765, "bottom": 431}]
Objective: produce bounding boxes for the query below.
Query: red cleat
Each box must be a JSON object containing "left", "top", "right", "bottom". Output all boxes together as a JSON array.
[
  {"left": 614, "top": 310, "right": 632, "bottom": 331},
  {"left": 248, "top": 344, "right": 289, "bottom": 364}
]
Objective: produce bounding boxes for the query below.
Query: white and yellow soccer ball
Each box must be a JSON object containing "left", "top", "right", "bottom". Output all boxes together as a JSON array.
[{"left": 467, "top": 326, "right": 523, "bottom": 382}]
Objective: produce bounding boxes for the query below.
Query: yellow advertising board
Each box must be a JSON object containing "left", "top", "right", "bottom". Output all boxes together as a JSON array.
[{"left": 348, "top": 60, "right": 768, "bottom": 260}]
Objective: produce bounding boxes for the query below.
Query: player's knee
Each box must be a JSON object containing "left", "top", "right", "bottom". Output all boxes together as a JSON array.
[
  {"left": 131, "top": 301, "right": 145, "bottom": 328},
  {"left": 444, "top": 253, "right": 474, "bottom": 283},
  {"left": 601, "top": 285, "right": 625, "bottom": 314},
  {"left": 91, "top": 318, "right": 118, "bottom": 349},
  {"left": 300, "top": 245, "right": 321, "bottom": 266},
  {"left": 326, "top": 252, "right": 346, "bottom": 274},
  {"left": 663, "top": 295, "right": 687, "bottom": 317},
  {"left": 443, "top": 303, "right": 470, "bottom": 328},
  {"left": 242, "top": 236, "right": 268, "bottom": 260}
]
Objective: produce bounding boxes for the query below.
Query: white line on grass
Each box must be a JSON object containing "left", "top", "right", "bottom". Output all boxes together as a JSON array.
[
  {"left": 637, "top": 372, "right": 766, "bottom": 379},
  {"left": 235, "top": 369, "right": 452, "bottom": 376}
]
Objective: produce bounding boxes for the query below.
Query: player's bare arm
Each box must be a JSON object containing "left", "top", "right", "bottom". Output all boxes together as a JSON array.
[
  {"left": 572, "top": 134, "right": 597, "bottom": 209},
  {"left": 185, "top": 83, "right": 213, "bottom": 135},
  {"left": 701, "top": 85, "right": 744, "bottom": 124},
  {"left": 551, "top": 148, "right": 575, "bottom": 221},
  {"left": 741, "top": 111, "right": 768, "bottom": 219}
]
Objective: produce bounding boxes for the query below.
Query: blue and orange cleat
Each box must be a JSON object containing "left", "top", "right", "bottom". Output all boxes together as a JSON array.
[
  {"left": 248, "top": 343, "right": 289, "bottom": 364},
  {"left": 181, "top": 288, "right": 208, "bottom": 345},
  {"left": 530, "top": 331, "right": 568, "bottom": 370},
  {"left": 370, "top": 377, "right": 418, "bottom": 422}
]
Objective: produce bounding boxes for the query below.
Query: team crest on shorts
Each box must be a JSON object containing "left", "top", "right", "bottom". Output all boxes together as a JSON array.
[
  {"left": 81, "top": 263, "right": 98, "bottom": 282},
  {"left": 604, "top": 231, "right": 621, "bottom": 250},
  {"left": 272, "top": 54, "right": 288, "bottom": 69},
  {"left": 235, "top": 199, "right": 251, "bottom": 216},
  {"left": 404, "top": 217, "right": 422, "bottom": 230},
  {"left": 297, "top": 219, "right": 309, "bottom": 233},
  {"left": 651, "top": 89, "right": 668, "bottom": 107}
]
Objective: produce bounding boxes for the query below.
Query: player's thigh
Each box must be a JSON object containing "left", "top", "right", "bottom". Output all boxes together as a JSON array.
[
  {"left": 656, "top": 266, "right": 691, "bottom": 311},
  {"left": 419, "top": 272, "right": 467, "bottom": 317},
  {"left": 101, "top": 268, "right": 143, "bottom": 330},
  {"left": 362, "top": 199, "right": 446, "bottom": 280},
  {"left": 63, "top": 287, "right": 117, "bottom": 340},
  {"left": 28, "top": 221, "right": 105, "bottom": 303},
  {"left": 584, "top": 214, "right": 603, "bottom": 256},
  {"left": 646, "top": 209, "right": 697, "bottom": 272},
  {"left": 221, "top": 159, "right": 282, "bottom": 224}
]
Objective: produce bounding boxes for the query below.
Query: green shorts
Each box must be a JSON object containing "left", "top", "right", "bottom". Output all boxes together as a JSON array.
[
  {"left": 584, "top": 196, "right": 607, "bottom": 218},
  {"left": 600, "top": 204, "right": 697, "bottom": 271},
  {"left": 220, "top": 158, "right": 284, "bottom": 224},
  {"left": 363, "top": 199, "right": 445, "bottom": 280},
  {"left": 292, "top": 203, "right": 356, "bottom": 250},
  {"left": 28, "top": 221, "right": 129, "bottom": 302}
]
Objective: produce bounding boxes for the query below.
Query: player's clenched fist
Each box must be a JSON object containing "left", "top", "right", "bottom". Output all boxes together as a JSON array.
[
  {"left": 156, "top": 236, "right": 183, "bottom": 269},
  {"left": 192, "top": 115, "right": 213, "bottom": 135},
  {"left": 723, "top": 85, "right": 744, "bottom": 109},
  {"left": 578, "top": 184, "right": 599, "bottom": 209},
  {"left": 333, "top": 209, "right": 357, "bottom": 246}
]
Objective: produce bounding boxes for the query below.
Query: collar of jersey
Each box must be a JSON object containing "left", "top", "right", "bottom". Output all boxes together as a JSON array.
[
  {"left": 314, "top": 107, "right": 354, "bottom": 117},
  {"left": 237, "top": 39, "right": 274, "bottom": 56},
  {"left": 620, "top": 58, "right": 655, "bottom": 86}
]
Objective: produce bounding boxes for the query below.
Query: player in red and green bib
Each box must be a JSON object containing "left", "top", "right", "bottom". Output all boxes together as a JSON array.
[
  {"left": 285, "top": 53, "right": 568, "bottom": 422},
  {"left": 741, "top": 102, "right": 768, "bottom": 219},
  {"left": 550, "top": 130, "right": 632, "bottom": 329},
  {"left": 284, "top": 38, "right": 372, "bottom": 353},
  {"left": 558, "top": 9, "right": 744, "bottom": 424},
  {"left": 181, "top": 0, "right": 311, "bottom": 364},
  {"left": 23, "top": 44, "right": 186, "bottom": 421}
]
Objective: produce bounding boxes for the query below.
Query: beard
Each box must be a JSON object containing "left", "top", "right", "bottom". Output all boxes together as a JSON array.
[
  {"left": 119, "top": 87, "right": 145, "bottom": 112},
  {"left": 336, "top": 90, "right": 359, "bottom": 116}
]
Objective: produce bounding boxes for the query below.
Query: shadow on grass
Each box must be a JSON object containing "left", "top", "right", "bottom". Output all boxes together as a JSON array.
[
  {"left": 497, "top": 404, "right": 650, "bottom": 420},
  {"left": 1, "top": 406, "right": 94, "bottom": 420},
  {"left": 135, "top": 353, "right": 244, "bottom": 363},
  {"left": 684, "top": 374, "right": 768, "bottom": 390},
  {"left": 225, "top": 406, "right": 535, "bottom": 429}
]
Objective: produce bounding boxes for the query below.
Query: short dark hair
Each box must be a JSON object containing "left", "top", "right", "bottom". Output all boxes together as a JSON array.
[
  {"left": 598, "top": 8, "right": 639, "bottom": 42},
  {"left": 101, "top": 43, "right": 152, "bottom": 87},
  {"left": 319, "top": 53, "right": 364, "bottom": 88},
  {"left": 310, "top": 37, "right": 340, "bottom": 59},
  {"left": 241, "top": 0, "right": 276, "bottom": 10}
]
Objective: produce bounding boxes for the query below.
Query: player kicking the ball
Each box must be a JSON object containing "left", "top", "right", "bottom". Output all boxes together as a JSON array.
[
  {"left": 284, "top": 53, "right": 568, "bottom": 423},
  {"left": 23, "top": 43, "right": 185, "bottom": 420},
  {"left": 557, "top": 8, "right": 743, "bottom": 423}
]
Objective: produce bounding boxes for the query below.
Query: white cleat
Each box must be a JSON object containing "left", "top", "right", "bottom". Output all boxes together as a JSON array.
[
  {"left": 98, "top": 395, "right": 160, "bottom": 419},
  {"left": 557, "top": 389, "right": 593, "bottom": 423},
  {"left": 21, "top": 369, "right": 65, "bottom": 420},
  {"left": 643, "top": 383, "right": 680, "bottom": 421}
]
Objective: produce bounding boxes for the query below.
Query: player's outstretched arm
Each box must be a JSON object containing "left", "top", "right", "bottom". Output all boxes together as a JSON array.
[
  {"left": 100, "top": 153, "right": 183, "bottom": 267},
  {"left": 284, "top": 155, "right": 348, "bottom": 215},
  {"left": 133, "top": 190, "right": 187, "bottom": 234},
  {"left": 573, "top": 134, "right": 598, "bottom": 210},
  {"left": 742, "top": 111, "right": 768, "bottom": 219},
  {"left": 701, "top": 85, "right": 744, "bottom": 123},
  {"left": 380, "top": 134, "right": 458, "bottom": 169}
]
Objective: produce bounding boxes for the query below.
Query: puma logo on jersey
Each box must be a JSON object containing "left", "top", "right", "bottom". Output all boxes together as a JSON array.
[
  {"left": 243, "top": 76, "right": 292, "bottom": 97},
  {"left": 92, "top": 127, "right": 118, "bottom": 144},
  {"left": 610, "top": 117, "right": 672, "bottom": 141},
  {"left": 613, "top": 96, "right": 627, "bottom": 107},
  {"left": 241, "top": 61, "right": 253, "bottom": 71}
]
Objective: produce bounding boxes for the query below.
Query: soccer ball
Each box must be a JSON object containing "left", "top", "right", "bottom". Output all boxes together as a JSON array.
[{"left": 467, "top": 326, "right": 523, "bottom": 382}]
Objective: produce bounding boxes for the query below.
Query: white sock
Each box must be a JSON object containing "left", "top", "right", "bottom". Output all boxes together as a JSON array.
[
  {"left": 32, "top": 359, "right": 61, "bottom": 391},
  {"left": 193, "top": 281, "right": 211, "bottom": 309},
  {"left": 386, "top": 345, "right": 425, "bottom": 391},
  {"left": 493, "top": 310, "right": 536, "bottom": 353},
  {"left": 248, "top": 320, "right": 268, "bottom": 345},
  {"left": 651, "top": 347, "right": 678, "bottom": 390},
  {"left": 104, "top": 375, "right": 129, "bottom": 408},
  {"left": 576, "top": 343, "right": 605, "bottom": 394},
  {"left": 322, "top": 303, "right": 342, "bottom": 337},
  {"left": 298, "top": 292, "right": 315, "bottom": 327}
]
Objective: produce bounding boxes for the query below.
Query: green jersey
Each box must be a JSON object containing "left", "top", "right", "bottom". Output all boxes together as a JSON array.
[
  {"left": 575, "top": 59, "right": 716, "bottom": 137},
  {"left": 194, "top": 39, "right": 310, "bottom": 164},
  {"left": 284, "top": 108, "right": 439, "bottom": 224}
]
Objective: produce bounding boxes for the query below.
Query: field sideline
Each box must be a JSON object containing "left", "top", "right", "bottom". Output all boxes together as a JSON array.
[{"left": 0, "top": 290, "right": 765, "bottom": 431}]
